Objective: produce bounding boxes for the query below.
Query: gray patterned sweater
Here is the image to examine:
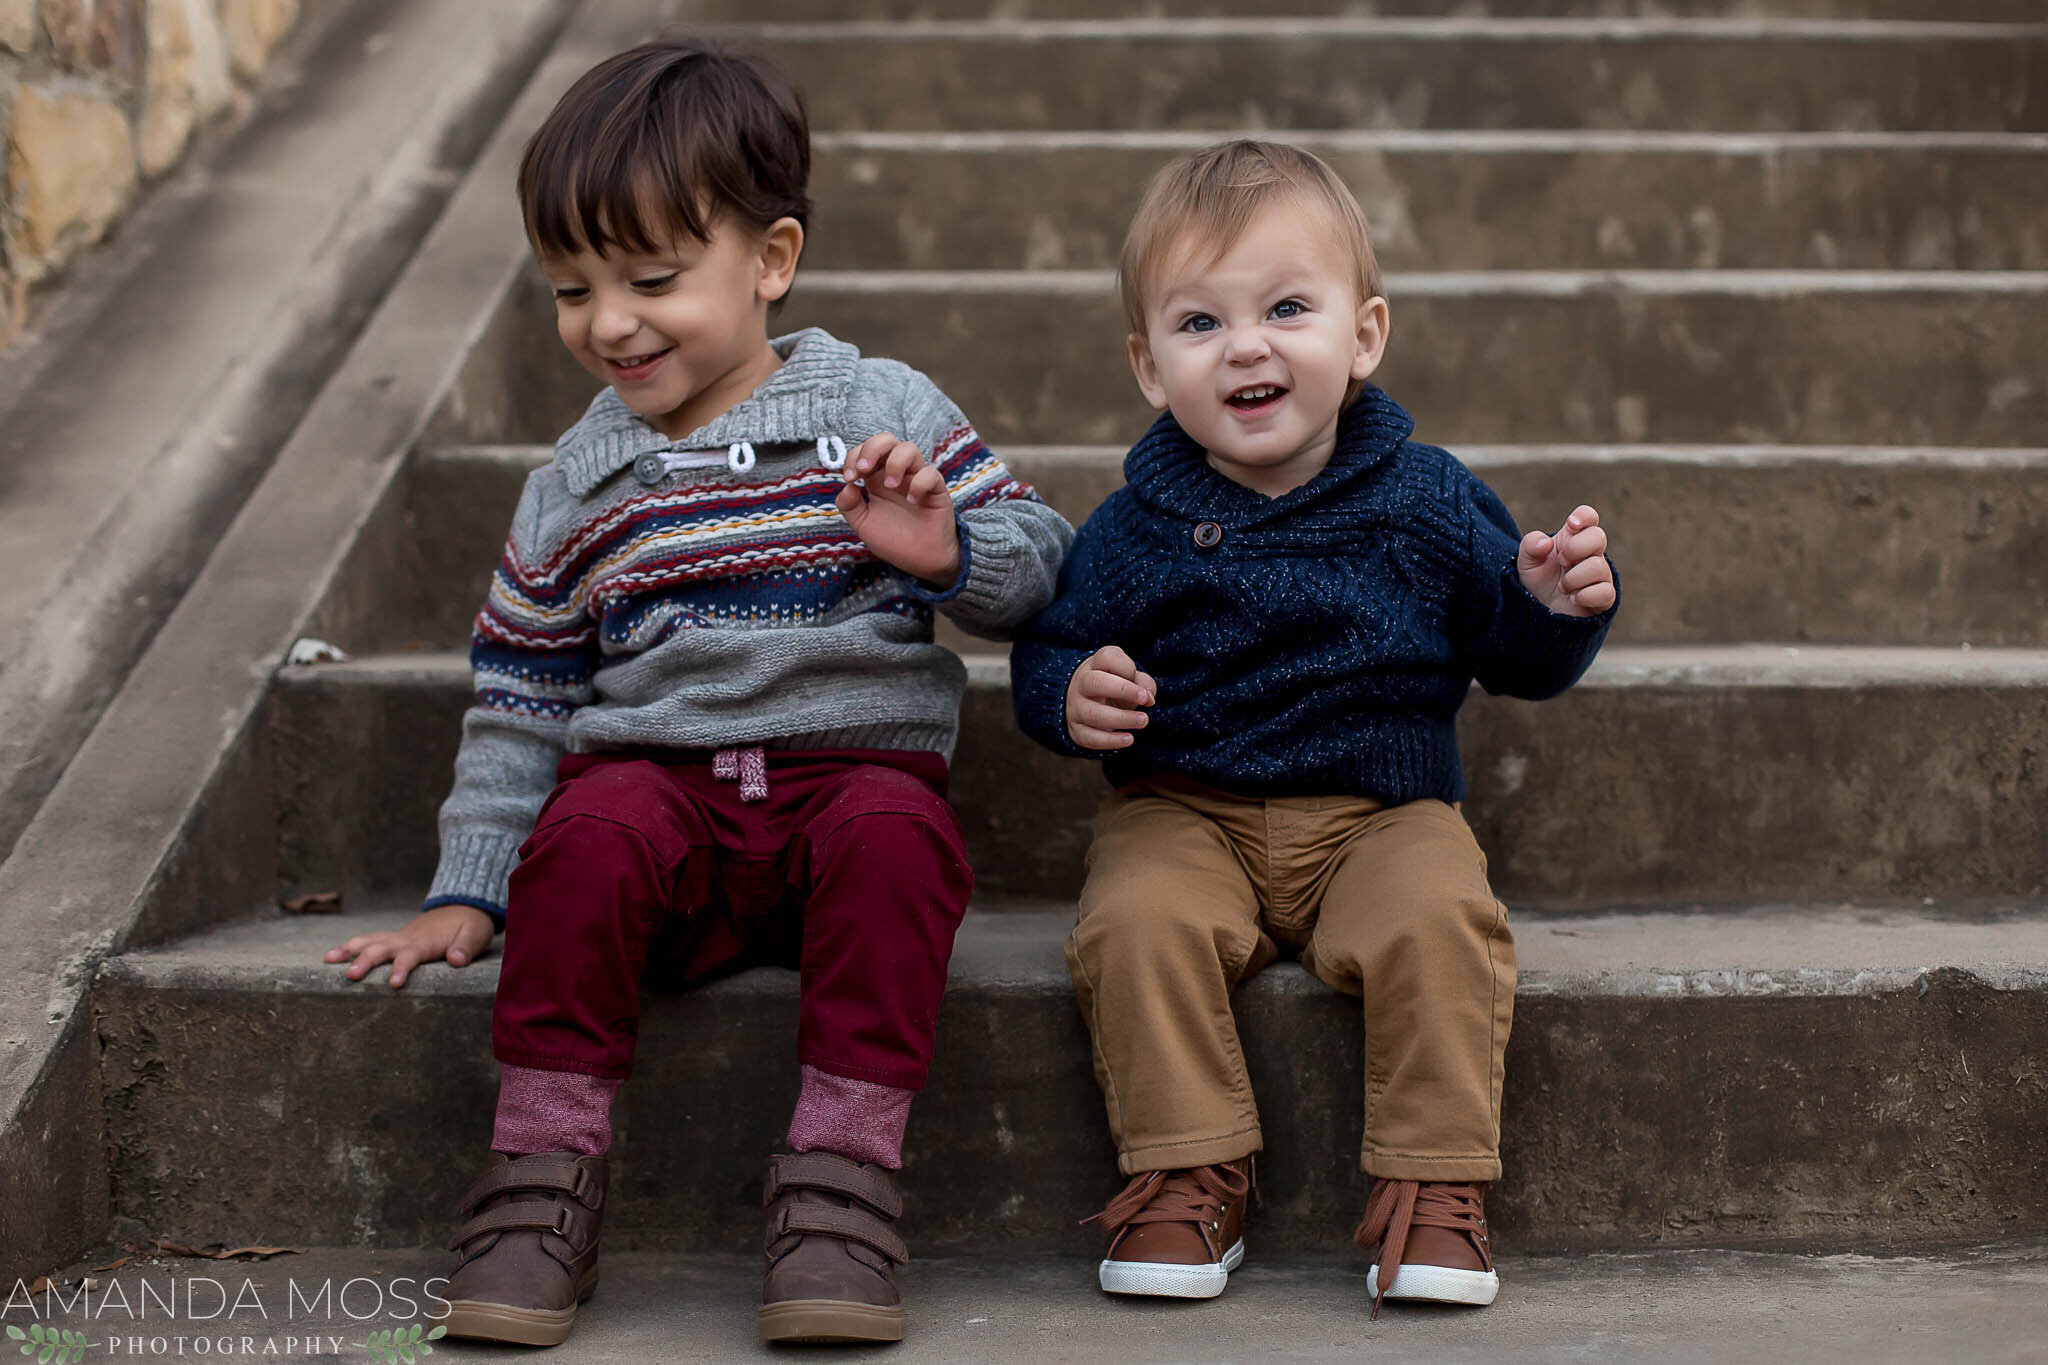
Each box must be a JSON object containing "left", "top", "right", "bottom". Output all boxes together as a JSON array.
[{"left": 426, "top": 328, "right": 1073, "bottom": 924}]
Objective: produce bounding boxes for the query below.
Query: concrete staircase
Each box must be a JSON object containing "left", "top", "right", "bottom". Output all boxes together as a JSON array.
[{"left": 5, "top": 0, "right": 2046, "bottom": 1354}]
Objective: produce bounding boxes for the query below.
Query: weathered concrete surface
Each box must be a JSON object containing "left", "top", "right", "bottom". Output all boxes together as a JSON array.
[
  {"left": 360, "top": 443, "right": 2048, "bottom": 652},
  {"left": 0, "top": 0, "right": 685, "bottom": 1289},
  {"left": 90, "top": 906, "right": 2048, "bottom": 1254},
  {"left": 452, "top": 269, "right": 2048, "bottom": 447},
  {"left": 740, "top": 21, "right": 2048, "bottom": 132},
  {"left": 807, "top": 133, "right": 2048, "bottom": 271},
  {"left": 0, "top": 1018, "right": 106, "bottom": 1300},
  {"left": 691, "top": 0, "right": 2048, "bottom": 15},
  {"left": 267, "top": 648, "right": 2048, "bottom": 905},
  {"left": 7, "top": 1243, "right": 2048, "bottom": 1364},
  {"left": 957, "top": 647, "right": 2048, "bottom": 901},
  {"left": 0, "top": 0, "right": 573, "bottom": 869},
  {"left": 1466, "top": 447, "right": 2048, "bottom": 646}
]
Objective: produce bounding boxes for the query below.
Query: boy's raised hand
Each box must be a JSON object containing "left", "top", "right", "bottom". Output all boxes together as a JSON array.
[
  {"left": 1066, "top": 645, "right": 1158, "bottom": 750},
  {"left": 836, "top": 432, "right": 962, "bottom": 589},
  {"left": 1516, "top": 504, "right": 1616, "bottom": 618},
  {"left": 323, "top": 903, "right": 494, "bottom": 989}
]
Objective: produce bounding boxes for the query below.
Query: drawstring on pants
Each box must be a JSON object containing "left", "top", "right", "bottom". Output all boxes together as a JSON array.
[{"left": 712, "top": 746, "right": 770, "bottom": 802}]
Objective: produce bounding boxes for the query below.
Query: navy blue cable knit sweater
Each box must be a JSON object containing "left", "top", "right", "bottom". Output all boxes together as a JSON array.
[{"left": 1010, "top": 387, "right": 1618, "bottom": 801}]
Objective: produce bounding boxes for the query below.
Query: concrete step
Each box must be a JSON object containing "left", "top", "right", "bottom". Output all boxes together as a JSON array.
[
  {"left": 737, "top": 20, "right": 2048, "bottom": 133},
  {"left": 267, "top": 647, "right": 2048, "bottom": 907},
  {"left": 709, "top": 0, "right": 2048, "bottom": 16},
  {"left": 346, "top": 443, "right": 2048, "bottom": 654},
  {"left": 448, "top": 269, "right": 2048, "bottom": 448},
  {"left": 805, "top": 132, "right": 2048, "bottom": 272},
  {"left": 20, "top": 1244, "right": 2048, "bottom": 1364},
  {"left": 91, "top": 904, "right": 2048, "bottom": 1254}
]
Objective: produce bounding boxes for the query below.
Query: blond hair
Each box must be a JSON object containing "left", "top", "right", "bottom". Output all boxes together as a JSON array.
[{"left": 1117, "top": 140, "right": 1383, "bottom": 340}]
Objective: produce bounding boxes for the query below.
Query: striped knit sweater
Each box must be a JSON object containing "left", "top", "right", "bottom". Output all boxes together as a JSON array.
[{"left": 427, "top": 327, "right": 1073, "bottom": 924}]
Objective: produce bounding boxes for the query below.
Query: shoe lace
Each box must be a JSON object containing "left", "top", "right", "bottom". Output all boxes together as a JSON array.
[
  {"left": 1352, "top": 1180, "right": 1489, "bottom": 1320},
  {"left": 1082, "top": 1162, "right": 1251, "bottom": 1238}
]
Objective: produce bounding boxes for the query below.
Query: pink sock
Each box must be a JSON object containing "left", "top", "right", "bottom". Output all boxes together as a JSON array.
[
  {"left": 785, "top": 1064, "right": 915, "bottom": 1170},
  {"left": 491, "top": 1064, "right": 622, "bottom": 1157}
]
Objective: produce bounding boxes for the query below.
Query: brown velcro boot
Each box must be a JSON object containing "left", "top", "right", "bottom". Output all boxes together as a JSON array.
[
  {"left": 758, "top": 1150, "right": 910, "bottom": 1343},
  {"left": 1353, "top": 1179, "right": 1499, "bottom": 1318},
  {"left": 441, "top": 1152, "right": 606, "bottom": 1346},
  {"left": 1087, "top": 1158, "right": 1253, "bottom": 1299}
]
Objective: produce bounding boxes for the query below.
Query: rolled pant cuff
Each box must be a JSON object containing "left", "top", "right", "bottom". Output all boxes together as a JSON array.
[
  {"left": 1119, "top": 1125, "right": 1262, "bottom": 1175},
  {"left": 1361, "top": 1150, "right": 1502, "bottom": 1183},
  {"left": 800, "top": 1051, "right": 930, "bottom": 1092},
  {"left": 492, "top": 1046, "right": 632, "bottom": 1082}
]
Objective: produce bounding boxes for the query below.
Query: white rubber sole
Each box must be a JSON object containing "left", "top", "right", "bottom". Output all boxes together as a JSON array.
[
  {"left": 1368, "top": 1261, "right": 1500, "bottom": 1307},
  {"left": 1098, "top": 1239, "right": 1244, "bottom": 1299}
]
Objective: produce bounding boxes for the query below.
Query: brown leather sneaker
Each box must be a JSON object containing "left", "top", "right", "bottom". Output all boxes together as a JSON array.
[
  {"left": 758, "top": 1151, "right": 910, "bottom": 1344},
  {"left": 441, "top": 1152, "right": 606, "bottom": 1346},
  {"left": 1353, "top": 1179, "right": 1498, "bottom": 1317},
  {"left": 1087, "top": 1158, "right": 1253, "bottom": 1299}
]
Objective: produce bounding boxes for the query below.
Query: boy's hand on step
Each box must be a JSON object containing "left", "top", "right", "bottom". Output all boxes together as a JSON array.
[
  {"left": 1066, "top": 646, "right": 1158, "bottom": 750},
  {"left": 322, "top": 904, "right": 495, "bottom": 989},
  {"left": 1516, "top": 504, "right": 1616, "bottom": 618},
  {"left": 836, "top": 432, "right": 962, "bottom": 589}
]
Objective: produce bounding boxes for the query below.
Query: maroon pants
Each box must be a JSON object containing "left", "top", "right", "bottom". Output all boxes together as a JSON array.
[{"left": 492, "top": 748, "right": 973, "bottom": 1090}]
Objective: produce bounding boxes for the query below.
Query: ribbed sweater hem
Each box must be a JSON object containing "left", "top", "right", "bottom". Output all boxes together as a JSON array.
[
  {"left": 1102, "top": 719, "right": 1468, "bottom": 805},
  {"left": 570, "top": 719, "right": 958, "bottom": 761}
]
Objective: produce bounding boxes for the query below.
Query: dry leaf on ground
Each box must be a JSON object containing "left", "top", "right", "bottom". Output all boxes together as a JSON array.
[{"left": 151, "top": 1239, "right": 301, "bottom": 1260}]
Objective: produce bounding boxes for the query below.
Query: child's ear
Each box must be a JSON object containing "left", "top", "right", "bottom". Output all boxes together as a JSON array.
[
  {"left": 1127, "top": 332, "right": 1169, "bottom": 411},
  {"left": 1351, "top": 295, "right": 1391, "bottom": 383},
  {"left": 756, "top": 217, "right": 805, "bottom": 303}
]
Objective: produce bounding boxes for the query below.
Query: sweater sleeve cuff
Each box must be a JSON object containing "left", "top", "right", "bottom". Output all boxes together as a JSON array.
[
  {"left": 907, "top": 514, "right": 974, "bottom": 605},
  {"left": 1010, "top": 644, "right": 1104, "bottom": 760},
  {"left": 426, "top": 828, "right": 524, "bottom": 928},
  {"left": 1479, "top": 557, "right": 1618, "bottom": 694},
  {"left": 422, "top": 895, "right": 506, "bottom": 934}
]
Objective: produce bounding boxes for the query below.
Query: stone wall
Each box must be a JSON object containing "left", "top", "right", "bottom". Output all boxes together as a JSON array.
[{"left": 0, "top": 0, "right": 302, "bottom": 344}]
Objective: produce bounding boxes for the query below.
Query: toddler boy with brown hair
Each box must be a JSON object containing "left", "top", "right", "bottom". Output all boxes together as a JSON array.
[
  {"left": 1011, "top": 139, "right": 1618, "bottom": 1315},
  {"left": 324, "top": 39, "right": 1071, "bottom": 1346}
]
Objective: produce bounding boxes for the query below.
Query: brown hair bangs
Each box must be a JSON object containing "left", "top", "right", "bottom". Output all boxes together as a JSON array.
[{"left": 517, "top": 38, "right": 813, "bottom": 259}]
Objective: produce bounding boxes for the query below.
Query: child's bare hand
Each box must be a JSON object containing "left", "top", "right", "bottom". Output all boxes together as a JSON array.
[
  {"left": 1516, "top": 505, "right": 1616, "bottom": 618},
  {"left": 835, "top": 432, "right": 961, "bottom": 588},
  {"left": 322, "top": 904, "right": 495, "bottom": 989},
  {"left": 1066, "top": 645, "right": 1157, "bottom": 750}
]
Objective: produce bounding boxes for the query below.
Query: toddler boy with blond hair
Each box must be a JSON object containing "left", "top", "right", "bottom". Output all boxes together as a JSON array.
[{"left": 1011, "top": 140, "right": 1618, "bottom": 1314}]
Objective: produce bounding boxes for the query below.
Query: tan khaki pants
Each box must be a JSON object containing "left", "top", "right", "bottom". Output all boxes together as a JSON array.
[{"left": 1066, "top": 774, "right": 1516, "bottom": 1181}]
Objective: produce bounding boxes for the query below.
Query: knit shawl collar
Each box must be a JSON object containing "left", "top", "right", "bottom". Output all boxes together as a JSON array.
[
  {"left": 554, "top": 327, "right": 861, "bottom": 496},
  {"left": 1121, "top": 386, "right": 1416, "bottom": 526}
]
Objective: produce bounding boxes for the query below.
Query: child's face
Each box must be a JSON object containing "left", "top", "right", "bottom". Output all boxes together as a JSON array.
[
  {"left": 1128, "top": 200, "right": 1388, "bottom": 498},
  {"left": 538, "top": 214, "right": 802, "bottom": 441}
]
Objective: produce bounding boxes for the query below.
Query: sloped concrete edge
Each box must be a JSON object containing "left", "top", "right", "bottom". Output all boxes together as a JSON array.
[
  {"left": 0, "top": 0, "right": 682, "bottom": 1286},
  {"left": 0, "top": 0, "right": 576, "bottom": 870}
]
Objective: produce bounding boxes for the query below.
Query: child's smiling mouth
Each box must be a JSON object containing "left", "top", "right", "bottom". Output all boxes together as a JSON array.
[
  {"left": 606, "top": 346, "right": 674, "bottom": 380},
  {"left": 1225, "top": 383, "right": 1287, "bottom": 415}
]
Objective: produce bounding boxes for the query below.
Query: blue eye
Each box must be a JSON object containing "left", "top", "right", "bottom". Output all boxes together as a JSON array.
[
  {"left": 1179, "top": 313, "right": 1219, "bottom": 333},
  {"left": 1271, "top": 299, "right": 1305, "bottom": 319}
]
